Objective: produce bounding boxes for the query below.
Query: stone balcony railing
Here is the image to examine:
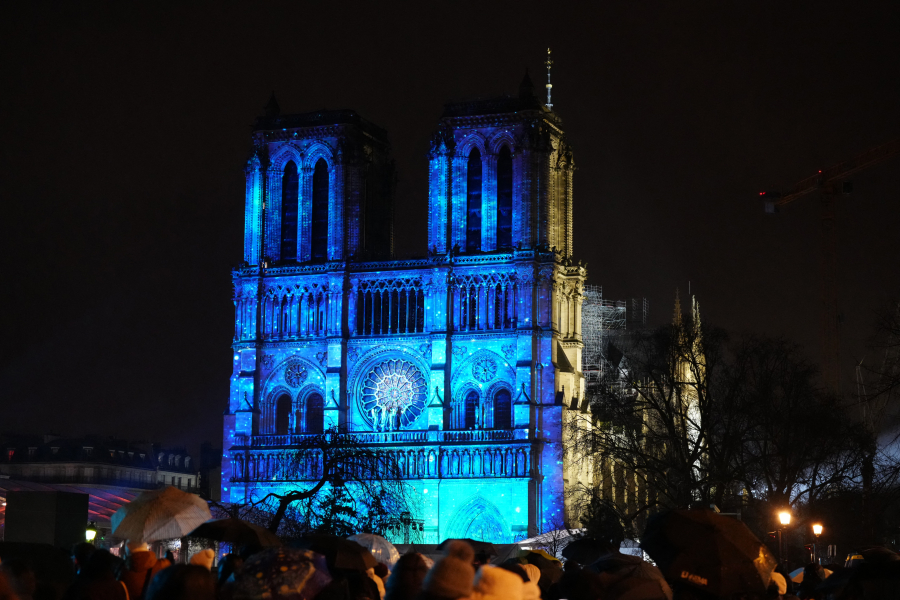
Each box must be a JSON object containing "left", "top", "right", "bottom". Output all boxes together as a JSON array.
[{"left": 235, "top": 428, "right": 521, "bottom": 449}]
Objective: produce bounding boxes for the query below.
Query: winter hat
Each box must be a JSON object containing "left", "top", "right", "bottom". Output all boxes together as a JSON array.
[
  {"left": 472, "top": 565, "right": 524, "bottom": 600},
  {"left": 190, "top": 549, "right": 216, "bottom": 571},
  {"left": 423, "top": 542, "right": 476, "bottom": 599},
  {"left": 126, "top": 541, "right": 150, "bottom": 553},
  {"left": 770, "top": 572, "right": 787, "bottom": 595},
  {"left": 521, "top": 564, "right": 540, "bottom": 584}
]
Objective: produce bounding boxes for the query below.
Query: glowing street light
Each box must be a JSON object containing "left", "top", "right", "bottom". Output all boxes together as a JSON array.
[
  {"left": 85, "top": 521, "right": 98, "bottom": 542},
  {"left": 812, "top": 523, "right": 824, "bottom": 564},
  {"left": 777, "top": 510, "right": 792, "bottom": 569}
]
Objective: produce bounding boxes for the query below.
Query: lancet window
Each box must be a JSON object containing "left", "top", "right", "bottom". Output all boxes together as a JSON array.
[
  {"left": 452, "top": 273, "right": 518, "bottom": 332},
  {"left": 311, "top": 158, "right": 329, "bottom": 261},
  {"left": 493, "top": 388, "right": 512, "bottom": 429},
  {"left": 356, "top": 278, "right": 425, "bottom": 335},
  {"left": 261, "top": 285, "right": 330, "bottom": 339},
  {"left": 280, "top": 161, "right": 299, "bottom": 260},
  {"left": 466, "top": 148, "right": 482, "bottom": 253},
  {"left": 464, "top": 391, "right": 479, "bottom": 429},
  {"left": 305, "top": 393, "right": 325, "bottom": 434},
  {"left": 275, "top": 394, "right": 291, "bottom": 435},
  {"left": 496, "top": 146, "right": 513, "bottom": 248}
]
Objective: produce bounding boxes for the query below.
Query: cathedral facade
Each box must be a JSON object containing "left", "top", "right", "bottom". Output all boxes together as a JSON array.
[{"left": 222, "top": 77, "right": 589, "bottom": 542}]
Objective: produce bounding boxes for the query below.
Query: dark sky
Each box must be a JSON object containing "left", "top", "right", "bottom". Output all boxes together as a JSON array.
[{"left": 2, "top": 1, "right": 899, "bottom": 453}]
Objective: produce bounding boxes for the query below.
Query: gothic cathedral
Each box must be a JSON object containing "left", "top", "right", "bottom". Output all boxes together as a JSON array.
[{"left": 222, "top": 73, "right": 589, "bottom": 542}]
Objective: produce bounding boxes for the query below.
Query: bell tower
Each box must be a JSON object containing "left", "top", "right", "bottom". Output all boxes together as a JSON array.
[{"left": 426, "top": 72, "right": 574, "bottom": 257}]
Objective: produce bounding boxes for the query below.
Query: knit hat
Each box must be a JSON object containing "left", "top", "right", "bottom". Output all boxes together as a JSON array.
[
  {"left": 423, "top": 542, "right": 476, "bottom": 599},
  {"left": 770, "top": 572, "right": 787, "bottom": 595},
  {"left": 190, "top": 549, "right": 216, "bottom": 570},
  {"left": 472, "top": 565, "right": 523, "bottom": 600},
  {"left": 521, "top": 564, "right": 540, "bottom": 584}
]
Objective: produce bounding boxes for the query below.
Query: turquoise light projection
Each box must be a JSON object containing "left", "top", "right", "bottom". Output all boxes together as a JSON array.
[{"left": 224, "top": 94, "right": 582, "bottom": 543}]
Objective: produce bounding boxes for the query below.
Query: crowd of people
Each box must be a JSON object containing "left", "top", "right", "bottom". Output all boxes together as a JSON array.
[{"left": 0, "top": 533, "right": 897, "bottom": 600}]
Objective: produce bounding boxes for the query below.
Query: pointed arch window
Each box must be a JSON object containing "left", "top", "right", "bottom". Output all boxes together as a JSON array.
[
  {"left": 466, "top": 148, "right": 482, "bottom": 253},
  {"left": 464, "top": 390, "right": 479, "bottom": 429},
  {"left": 306, "top": 393, "right": 325, "bottom": 434},
  {"left": 275, "top": 394, "right": 292, "bottom": 435},
  {"left": 280, "top": 161, "right": 299, "bottom": 260},
  {"left": 311, "top": 159, "right": 329, "bottom": 261},
  {"left": 493, "top": 388, "right": 512, "bottom": 429},
  {"left": 497, "top": 146, "right": 513, "bottom": 248}
]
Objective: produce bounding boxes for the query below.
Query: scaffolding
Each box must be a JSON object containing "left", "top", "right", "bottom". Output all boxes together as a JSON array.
[{"left": 582, "top": 286, "right": 648, "bottom": 387}]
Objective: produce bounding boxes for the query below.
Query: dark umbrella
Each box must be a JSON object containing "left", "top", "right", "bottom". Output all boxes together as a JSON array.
[
  {"left": 437, "top": 538, "right": 497, "bottom": 557},
  {"left": 188, "top": 518, "right": 282, "bottom": 547},
  {"left": 292, "top": 535, "right": 377, "bottom": 571},
  {"left": 640, "top": 508, "right": 777, "bottom": 599},
  {"left": 234, "top": 547, "right": 332, "bottom": 600},
  {"left": 562, "top": 538, "right": 614, "bottom": 566},
  {"left": 588, "top": 554, "right": 672, "bottom": 600}
]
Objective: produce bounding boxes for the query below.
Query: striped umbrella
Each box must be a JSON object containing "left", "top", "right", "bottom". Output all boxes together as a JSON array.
[{"left": 111, "top": 486, "right": 211, "bottom": 542}]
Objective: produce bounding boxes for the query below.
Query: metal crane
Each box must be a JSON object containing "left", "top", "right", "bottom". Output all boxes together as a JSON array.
[{"left": 761, "top": 138, "right": 900, "bottom": 393}]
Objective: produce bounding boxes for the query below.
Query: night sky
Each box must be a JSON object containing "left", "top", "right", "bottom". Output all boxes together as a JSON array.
[{"left": 2, "top": 2, "right": 899, "bottom": 453}]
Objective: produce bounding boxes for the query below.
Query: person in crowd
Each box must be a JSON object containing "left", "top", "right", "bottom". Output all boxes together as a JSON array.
[
  {"left": 164, "top": 552, "right": 175, "bottom": 566},
  {"left": 63, "top": 550, "right": 128, "bottom": 600},
  {"left": 0, "top": 571, "right": 20, "bottom": 600},
  {"left": 471, "top": 565, "right": 524, "bottom": 600},
  {"left": 418, "top": 541, "right": 475, "bottom": 600},
  {"left": 71, "top": 544, "right": 96, "bottom": 577},
  {"left": 520, "top": 564, "right": 542, "bottom": 600},
  {"left": 117, "top": 541, "right": 170, "bottom": 600},
  {"left": 366, "top": 566, "right": 386, "bottom": 600},
  {"left": 768, "top": 572, "right": 788, "bottom": 599},
  {"left": 0, "top": 560, "right": 35, "bottom": 600},
  {"left": 145, "top": 565, "right": 215, "bottom": 600},
  {"left": 796, "top": 564, "right": 823, "bottom": 600},
  {"left": 217, "top": 554, "right": 244, "bottom": 587},
  {"left": 189, "top": 550, "right": 215, "bottom": 571},
  {"left": 385, "top": 553, "right": 429, "bottom": 600}
]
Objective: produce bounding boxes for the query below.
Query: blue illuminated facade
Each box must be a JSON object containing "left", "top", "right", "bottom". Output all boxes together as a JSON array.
[{"left": 223, "top": 80, "right": 587, "bottom": 542}]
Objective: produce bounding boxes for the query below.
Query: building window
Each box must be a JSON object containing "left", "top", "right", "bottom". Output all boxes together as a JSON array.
[
  {"left": 311, "top": 158, "right": 329, "bottom": 261},
  {"left": 466, "top": 148, "right": 482, "bottom": 253},
  {"left": 280, "top": 161, "right": 299, "bottom": 260},
  {"left": 497, "top": 145, "right": 513, "bottom": 248},
  {"left": 464, "top": 391, "right": 479, "bottom": 429},
  {"left": 177, "top": 476, "right": 182, "bottom": 489},
  {"left": 275, "top": 394, "right": 292, "bottom": 435},
  {"left": 306, "top": 393, "right": 325, "bottom": 434},
  {"left": 493, "top": 388, "right": 512, "bottom": 429}
]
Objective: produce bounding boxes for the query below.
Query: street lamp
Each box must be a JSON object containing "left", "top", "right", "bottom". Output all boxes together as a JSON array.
[
  {"left": 812, "top": 524, "right": 823, "bottom": 564},
  {"left": 777, "top": 510, "right": 791, "bottom": 570},
  {"left": 85, "top": 521, "right": 98, "bottom": 542}
]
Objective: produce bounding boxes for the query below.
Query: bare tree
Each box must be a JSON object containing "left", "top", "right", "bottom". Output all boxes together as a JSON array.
[{"left": 221, "top": 427, "right": 419, "bottom": 539}]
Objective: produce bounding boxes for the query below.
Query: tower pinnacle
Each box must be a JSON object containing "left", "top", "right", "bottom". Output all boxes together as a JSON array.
[{"left": 544, "top": 48, "right": 554, "bottom": 108}]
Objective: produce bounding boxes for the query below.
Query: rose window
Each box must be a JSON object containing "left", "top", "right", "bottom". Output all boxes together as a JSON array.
[
  {"left": 284, "top": 360, "right": 308, "bottom": 388},
  {"left": 361, "top": 359, "right": 427, "bottom": 431},
  {"left": 471, "top": 357, "right": 498, "bottom": 383}
]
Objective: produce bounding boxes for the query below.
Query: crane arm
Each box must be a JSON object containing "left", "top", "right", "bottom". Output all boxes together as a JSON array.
[{"left": 776, "top": 138, "right": 900, "bottom": 206}]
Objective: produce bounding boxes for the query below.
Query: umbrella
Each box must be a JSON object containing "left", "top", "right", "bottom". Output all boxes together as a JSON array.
[
  {"left": 234, "top": 547, "right": 332, "bottom": 600},
  {"left": 437, "top": 538, "right": 497, "bottom": 557},
  {"left": 347, "top": 533, "right": 400, "bottom": 566},
  {"left": 640, "top": 508, "right": 777, "bottom": 599},
  {"left": 111, "top": 486, "right": 211, "bottom": 542},
  {"left": 788, "top": 566, "right": 832, "bottom": 583},
  {"left": 588, "top": 554, "right": 672, "bottom": 600},
  {"left": 562, "top": 538, "right": 615, "bottom": 565},
  {"left": 188, "top": 518, "right": 281, "bottom": 547},
  {"left": 293, "top": 535, "right": 377, "bottom": 571}
]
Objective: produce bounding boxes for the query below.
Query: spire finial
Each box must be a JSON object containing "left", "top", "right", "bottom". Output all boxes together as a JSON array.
[{"left": 544, "top": 48, "right": 554, "bottom": 108}]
